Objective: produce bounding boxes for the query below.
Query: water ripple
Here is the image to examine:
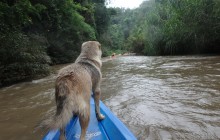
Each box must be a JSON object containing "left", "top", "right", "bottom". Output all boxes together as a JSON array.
[{"left": 102, "top": 56, "right": 220, "bottom": 140}]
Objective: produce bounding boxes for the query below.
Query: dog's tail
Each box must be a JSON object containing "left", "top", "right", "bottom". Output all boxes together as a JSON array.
[{"left": 41, "top": 79, "right": 76, "bottom": 130}]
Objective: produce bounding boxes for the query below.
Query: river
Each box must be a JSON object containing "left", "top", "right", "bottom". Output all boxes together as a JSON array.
[{"left": 0, "top": 56, "right": 220, "bottom": 140}]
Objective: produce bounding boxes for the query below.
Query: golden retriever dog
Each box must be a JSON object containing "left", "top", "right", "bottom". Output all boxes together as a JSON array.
[{"left": 43, "top": 41, "right": 105, "bottom": 140}]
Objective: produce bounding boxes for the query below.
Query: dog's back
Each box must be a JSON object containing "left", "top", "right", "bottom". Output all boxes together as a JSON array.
[{"left": 50, "top": 63, "right": 92, "bottom": 129}]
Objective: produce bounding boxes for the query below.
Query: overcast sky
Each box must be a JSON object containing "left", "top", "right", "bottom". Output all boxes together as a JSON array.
[{"left": 107, "top": 0, "right": 146, "bottom": 9}]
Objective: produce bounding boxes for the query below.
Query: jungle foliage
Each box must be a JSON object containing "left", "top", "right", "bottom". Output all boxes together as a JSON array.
[
  {"left": 0, "top": 0, "right": 109, "bottom": 86},
  {"left": 109, "top": 0, "right": 220, "bottom": 55}
]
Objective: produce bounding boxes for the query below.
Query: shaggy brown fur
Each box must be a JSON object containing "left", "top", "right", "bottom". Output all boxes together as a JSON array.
[{"left": 44, "top": 41, "right": 105, "bottom": 140}]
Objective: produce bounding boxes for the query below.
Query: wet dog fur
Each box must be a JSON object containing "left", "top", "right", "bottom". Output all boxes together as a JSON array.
[{"left": 43, "top": 41, "right": 105, "bottom": 140}]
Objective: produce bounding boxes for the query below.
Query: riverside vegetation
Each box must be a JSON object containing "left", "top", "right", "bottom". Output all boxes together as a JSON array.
[{"left": 0, "top": 0, "right": 220, "bottom": 86}]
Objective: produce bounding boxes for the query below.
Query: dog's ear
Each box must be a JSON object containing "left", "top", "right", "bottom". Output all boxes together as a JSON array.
[
  {"left": 98, "top": 42, "right": 101, "bottom": 50},
  {"left": 81, "top": 42, "right": 87, "bottom": 48}
]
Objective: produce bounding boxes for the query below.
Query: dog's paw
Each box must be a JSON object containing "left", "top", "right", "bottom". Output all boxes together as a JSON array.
[
  {"left": 97, "top": 113, "right": 105, "bottom": 121},
  {"left": 59, "top": 134, "right": 66, "bottom": 140}
]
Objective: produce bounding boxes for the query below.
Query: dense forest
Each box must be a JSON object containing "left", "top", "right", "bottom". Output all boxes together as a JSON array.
[
  {"left": 0, "top": 0, "right": 110, "bottom": 86},
  {"left": 0, "top": 0, "right": 220, "bottom": 86},
  {"left": 107, "top": 0, "right": 220, "bottom": 55}
]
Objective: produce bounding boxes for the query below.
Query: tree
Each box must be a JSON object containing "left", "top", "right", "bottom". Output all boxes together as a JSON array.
[{"left": 0, "top": 0, "right": 51, "bottom": 86}]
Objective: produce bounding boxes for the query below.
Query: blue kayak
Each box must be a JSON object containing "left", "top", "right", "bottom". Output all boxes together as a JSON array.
[{"left": 43, "top": 97, "right": 137, "bottom": 140}]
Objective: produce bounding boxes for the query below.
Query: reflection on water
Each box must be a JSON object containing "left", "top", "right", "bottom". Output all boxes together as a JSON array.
[{"left": 0, "top": 56, "right": 220, "bottom": 140}]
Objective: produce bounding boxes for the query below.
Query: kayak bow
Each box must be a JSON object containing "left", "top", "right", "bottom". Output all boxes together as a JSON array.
[{"left": 43, "top": 97, "right": 137, "bottom": 140}]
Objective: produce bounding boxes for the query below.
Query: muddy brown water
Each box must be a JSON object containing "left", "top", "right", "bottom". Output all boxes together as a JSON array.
[{"left": 0, "top": 56, "right": 220, "bottom": 140}]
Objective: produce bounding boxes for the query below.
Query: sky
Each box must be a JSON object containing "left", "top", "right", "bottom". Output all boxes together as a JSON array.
[{"left": 107, "top": 0, "right": 146, "bottom": 9}]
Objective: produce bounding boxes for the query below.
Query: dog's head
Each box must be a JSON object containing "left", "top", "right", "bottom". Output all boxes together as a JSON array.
[{"left": 76, "top": 41, "right": 102, "bottom": 68}]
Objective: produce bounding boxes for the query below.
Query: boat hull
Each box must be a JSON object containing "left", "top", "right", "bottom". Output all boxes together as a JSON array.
[{"left": 43, "top": 97, "right": 137, "bottom": 140}]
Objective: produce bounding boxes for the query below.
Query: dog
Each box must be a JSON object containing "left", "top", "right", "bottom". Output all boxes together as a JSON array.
[{"left": 43, "top": 41, "right": 105, "bottom": 140}]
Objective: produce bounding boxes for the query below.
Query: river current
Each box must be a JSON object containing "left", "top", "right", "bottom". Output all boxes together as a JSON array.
[{"left": 0, "top": 56, "right": 220, "bottom": 140}]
